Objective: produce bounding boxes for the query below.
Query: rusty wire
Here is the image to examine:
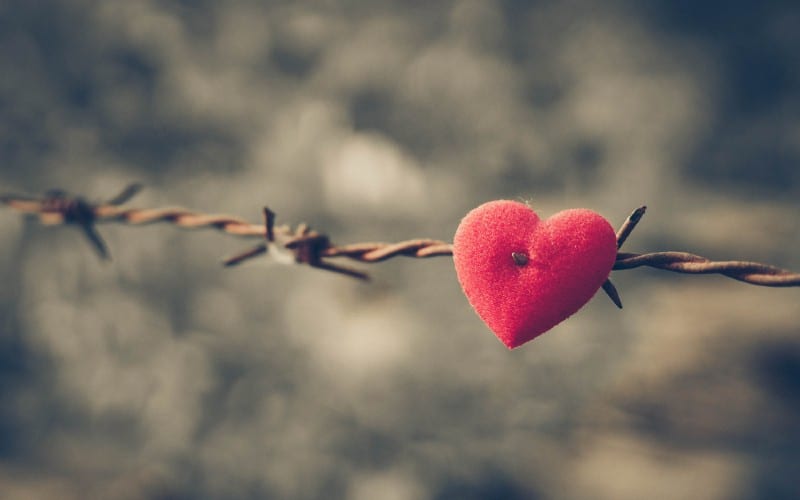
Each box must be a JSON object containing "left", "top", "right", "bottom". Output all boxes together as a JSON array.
[
  {"left": 1, "top": 185, "right": 799, "bottom": 294},
  {"left": 614, "top": 252, "right": 800, "bottom": 286},
  {"left": 0, "top": 185, "right": 453, "bottom": 280},
  {"left": 609, "top": 206, "right": 800, "bottom": 287}
]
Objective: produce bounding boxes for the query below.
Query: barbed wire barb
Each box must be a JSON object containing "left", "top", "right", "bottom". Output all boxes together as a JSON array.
[
  {"left": 223, "top": 207, "right": 370, "bottom": 280},
  {"left": 597, "top": 206, "right": 648, "bottom": 308},
  {"left": 1, "top": 185, "right": 799, "bottom": 290}
]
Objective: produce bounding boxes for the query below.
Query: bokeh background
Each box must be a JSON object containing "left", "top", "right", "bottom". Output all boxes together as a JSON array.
[{"left": 1, "top": 1, "right": 799, "bottom": 499}]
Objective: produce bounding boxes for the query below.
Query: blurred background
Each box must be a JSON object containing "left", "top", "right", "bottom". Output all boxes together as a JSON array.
[{"left": 1, "top": 1, "right": 799, "bottom": 498}]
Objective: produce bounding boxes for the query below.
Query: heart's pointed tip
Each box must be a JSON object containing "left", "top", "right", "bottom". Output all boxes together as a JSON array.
[
  {"left": 496, "top": 332, "right": 520, "bottom": 349},
  {"left": 501, "top": 332, "right": 543, "bottom": 349}
]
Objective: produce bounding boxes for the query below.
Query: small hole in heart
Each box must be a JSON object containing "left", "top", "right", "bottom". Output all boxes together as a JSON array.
[{"left": 511, "top": 252, "right": 529, "bottom": 266}]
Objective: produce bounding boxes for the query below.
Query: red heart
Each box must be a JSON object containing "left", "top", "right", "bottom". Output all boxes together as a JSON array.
[{"left": 453, "top": 200, "right": 617, "bottom": 348}]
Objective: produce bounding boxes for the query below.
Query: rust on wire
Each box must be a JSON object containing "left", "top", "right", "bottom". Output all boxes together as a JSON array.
[
  {"left": 1, "top": 185, "right": 799, "bottom": 292},
  {"left": 608, "top": 205, "right": 800, "bottom": 287},
  {"left": 224, "top": 207, "right": 372, "bottom": 280},
  {"left": 614, "top": 252, "right": 800, "bottom": 287}
]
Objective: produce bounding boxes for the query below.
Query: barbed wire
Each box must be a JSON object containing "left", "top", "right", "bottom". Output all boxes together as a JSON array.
[
  {"left": 2, "top": 185, "right": 799, "bottom": 300},
  {"left": 614, "top": 252, "right": 800, "bottom": 286}
]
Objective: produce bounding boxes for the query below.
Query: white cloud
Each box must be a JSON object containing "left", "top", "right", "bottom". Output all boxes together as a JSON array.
[{"left": 321, "top": 133, "right": 429, "bottom": 218}]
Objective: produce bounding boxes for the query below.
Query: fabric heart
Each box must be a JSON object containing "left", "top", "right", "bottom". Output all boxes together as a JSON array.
[{"left": 453, "top": 200, "right": 617, "bottom": 348}]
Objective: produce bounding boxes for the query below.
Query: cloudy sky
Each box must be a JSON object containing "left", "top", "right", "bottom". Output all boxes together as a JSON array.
[{"left": 1, "top": 1, "right": 799, "bottom": 499}]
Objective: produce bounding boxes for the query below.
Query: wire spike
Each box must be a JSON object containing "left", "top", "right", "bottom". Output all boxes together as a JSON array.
[
  {"left": 79, "top": 222, "right": 111, "bottom": 260},
  {"left": 106, "top": 183, "right": 143, "bottom": 206},
  {"left": 601, "top": 279, "right": 623, "bottom": 309}
]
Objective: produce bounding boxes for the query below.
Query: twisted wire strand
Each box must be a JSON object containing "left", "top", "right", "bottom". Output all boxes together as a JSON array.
[
  {"left": 94, "top": 206, "right": 457, "bottom": 259},
  {"left": 323, "top": 240, "right": 454, "bottom": 261},
  {"left": 1, "top": 190, "right": 799, "bottom": 287},
  {"left": 614, "top": 251, "right": 800, "bottom": 287},
  {"left": 95, "top": 206, "right": 269, "bottom": 237}
]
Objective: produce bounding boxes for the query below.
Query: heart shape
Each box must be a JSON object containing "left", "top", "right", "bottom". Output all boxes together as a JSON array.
[{"left": 453, "top": 200, "right": 617, "bottom": 348}]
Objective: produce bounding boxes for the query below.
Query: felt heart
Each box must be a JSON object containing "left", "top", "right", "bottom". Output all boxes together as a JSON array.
[{"left": 453, "top": 200, "right": 617, "bottom": 348}]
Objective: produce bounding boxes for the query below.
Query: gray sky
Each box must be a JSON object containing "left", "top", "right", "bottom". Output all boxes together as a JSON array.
[{"left": 1, "top": 1, "right": 799, "bottom": 499}]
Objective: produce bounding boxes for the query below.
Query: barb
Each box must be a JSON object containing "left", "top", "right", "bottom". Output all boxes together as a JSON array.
[
  {"left": 615, "top": 206, "right": 647, "bottom": 250},
  {"left": 598, "top": 205, "right": 648, "bottom": 309},
  {"left": 1, "top": 186, "right": 799, "bottom": 290},
  {"left": 1, "top": 188, "right": 112, "bottom": 259},
  {"left": 223, "top": 207, "right": 373, "bottom": 280}
]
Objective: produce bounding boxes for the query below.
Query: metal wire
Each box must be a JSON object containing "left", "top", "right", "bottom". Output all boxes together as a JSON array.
[
  {"left": 1, "top": 185, "right": 799, "bottom": 288},
  {"left": 614, "top": 252, "right": 800, "bottom": 287},
  {"left": 608, "top": 205, "right": 800, "bottom": 287}
]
